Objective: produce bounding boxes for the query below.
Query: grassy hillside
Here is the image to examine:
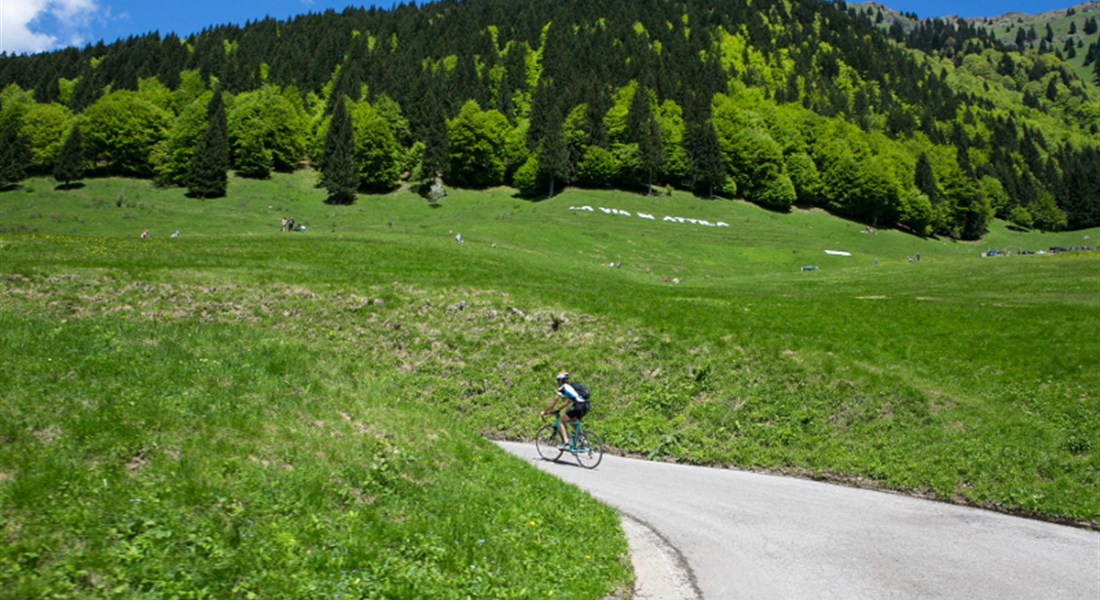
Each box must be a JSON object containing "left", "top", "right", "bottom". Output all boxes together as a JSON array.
[{"left": 2, "top": 172, "right": 1098, "bottom": 594}]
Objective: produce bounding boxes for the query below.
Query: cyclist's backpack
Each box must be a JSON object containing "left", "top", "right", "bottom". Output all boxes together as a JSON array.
[{"left": 570, "top": 382, "right": 591, "bottom": 401}]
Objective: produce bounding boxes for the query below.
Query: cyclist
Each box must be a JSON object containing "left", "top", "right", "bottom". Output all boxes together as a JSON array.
[{"left": 540, "top": 371, "right": 589, "bottom": 449}]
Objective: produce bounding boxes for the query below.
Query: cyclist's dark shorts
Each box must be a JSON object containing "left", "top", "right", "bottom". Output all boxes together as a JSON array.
[{"left": 566, "top": 401, "right": 590, "bottom": 420}]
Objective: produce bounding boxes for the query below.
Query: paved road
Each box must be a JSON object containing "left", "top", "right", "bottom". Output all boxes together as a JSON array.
[{"left": 496, "top": 441, "right": 1100, "bottom": 600}]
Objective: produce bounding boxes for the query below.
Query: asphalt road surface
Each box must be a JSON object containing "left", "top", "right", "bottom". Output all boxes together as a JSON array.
[{"left": 496, "top": 441, "right": 1100, "bottom": 600}]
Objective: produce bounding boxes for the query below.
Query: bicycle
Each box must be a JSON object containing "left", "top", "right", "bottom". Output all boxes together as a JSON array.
[{"left": 535, "top": 409, "right": 604, "bottom": 469}]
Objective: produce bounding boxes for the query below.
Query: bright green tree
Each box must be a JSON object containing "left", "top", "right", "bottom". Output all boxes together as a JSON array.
[
  {"left": 81, "top": 90, "right": 172, "bottom": 176},
  {"left": 656, "top": 100, "right": 689, "bottom": 186},
  {"left": 899, "top": 188, "right": 934, "bottom": 236},
  {"left": 1008, "top": 205, "right": 1034, "bottom": 230},
  {"left": 153, "top": 92, "right": 212, "bottom": 185},
  {"left": 18, "top": 103, "right": 72, "bottom": 171},
  {"left": 512, "top": 154, "right": 541, "bottom": 196},
  {"left": 350, "top": 101, "right": 401, "bottom": 192},
  {"left": 227, "top": 86, "right": 307, "bottom": 173},
  {"left": 577, "top": 146, "right": 618, "bottom": 187},
  {"left": 234, "top": 127, "right": 274, "bottom": 179},
  {"left": 447, "top": 100, "right": 511, "bottom": 188},
  {"left": 1029, "top": 192, "right": 1068, "bottom": 231},
  {"left": 785, "top": 152, "right": 822, "bottom": 204},
  {"left": 979, "top": 175, "right": 1011, "bottom": 218}
]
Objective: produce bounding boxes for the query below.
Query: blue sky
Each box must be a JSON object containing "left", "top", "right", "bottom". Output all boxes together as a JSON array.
[{"left": 0, "top": 0, "right": 1076, "bottom": 55}]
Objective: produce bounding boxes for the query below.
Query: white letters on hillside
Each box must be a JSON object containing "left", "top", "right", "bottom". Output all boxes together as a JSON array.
[{"left": 570, "top": 206, "right": 730, "bottom": 230}]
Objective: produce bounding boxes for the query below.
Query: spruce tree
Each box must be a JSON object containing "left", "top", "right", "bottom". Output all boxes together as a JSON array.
[
  {"left": 419, "top": 90, "right": 449, "bottom": 186},
  {"left": 914, "top": 152, "right": 938, "bottom": 204},
  {"left": 53, "top": 124, "right": 85, "bottom": 187},
  {"left": 687, "top": 119, "right": 724, "bottom": 199},
  {"left": 187, "top": 90, "right": 229, "bottom": 198},
  {"left": 537, "top": 107, "right": 570, "bottom": 198},
  {"left": 0, "top": 122, "right": 28, "bottom": 190},
  {"left": 321, "top": 94, "right": 358, "bottom": 204},
  {"left": 628, "top": 86, "right": 665, "bottom": 195}
]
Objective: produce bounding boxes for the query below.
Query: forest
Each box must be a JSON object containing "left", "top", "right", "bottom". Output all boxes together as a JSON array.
[{"left": 1, "top": 0, "right": 1098, "bottom": 239}]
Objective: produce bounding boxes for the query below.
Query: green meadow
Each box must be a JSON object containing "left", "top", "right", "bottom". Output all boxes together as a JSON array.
[{"left": 2, "top": 172, "right": 1098, "bottom": 597}]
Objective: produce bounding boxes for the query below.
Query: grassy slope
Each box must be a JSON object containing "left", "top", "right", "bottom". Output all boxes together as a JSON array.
[{"left": 2, "top": 172, "right": 1098, "bottom": 592}]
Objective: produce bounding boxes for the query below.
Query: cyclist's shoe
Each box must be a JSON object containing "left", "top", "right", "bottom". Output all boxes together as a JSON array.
[{"left": 556, "top": 443, "right": 570, "bottom": 450}]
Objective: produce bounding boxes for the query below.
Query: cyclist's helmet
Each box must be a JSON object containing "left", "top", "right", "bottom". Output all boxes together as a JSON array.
[{"left": 556, "top": 370, "right": 569, "bottom": 383}]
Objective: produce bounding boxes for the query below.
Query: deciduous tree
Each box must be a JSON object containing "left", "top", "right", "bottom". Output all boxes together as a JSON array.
[
  {"left": 81, "top": 90, "right": 172, "bottom": 176},
  {"left": 447, "top": 100, "right": 510, "bottom": 188}
]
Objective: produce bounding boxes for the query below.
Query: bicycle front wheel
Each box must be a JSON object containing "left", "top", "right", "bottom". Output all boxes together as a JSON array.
[
  {"left": 573, "top": 430, "right": 604, "bottom": 469},
  {"left": 535, "top": 424, "right": 564, "bottom": 462}
]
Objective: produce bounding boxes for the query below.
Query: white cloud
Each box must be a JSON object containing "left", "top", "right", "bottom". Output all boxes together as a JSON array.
[{"left": 1, "top": 0, "right": 99, "bottom": 55}]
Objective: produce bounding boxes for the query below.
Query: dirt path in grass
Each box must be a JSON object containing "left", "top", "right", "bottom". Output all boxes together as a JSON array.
[{"left": 496, "top": 441, "right": 1099, "bottom": 600}]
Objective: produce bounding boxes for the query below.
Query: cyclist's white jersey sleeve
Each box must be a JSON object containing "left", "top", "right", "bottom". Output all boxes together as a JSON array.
[{"left": 558, "top": 383, "right": 582, "bottom": 401}]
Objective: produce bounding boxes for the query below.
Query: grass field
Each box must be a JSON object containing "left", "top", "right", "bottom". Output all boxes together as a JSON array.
[{"left": 2, "top": 172, "right": 1098, "bottom": 596}]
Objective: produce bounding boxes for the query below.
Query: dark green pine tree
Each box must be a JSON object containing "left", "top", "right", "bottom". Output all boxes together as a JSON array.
[
  {"left": 321, "top": 94, "right": 358, "bottom": 205},
  {"left": 53, "top": 124, "right": 86, "bottom": 188},
  {"left": 187, "top": 90, "right": 229, "bottom": 198},
  {"left": 628, "top": 85, "right": 665, "bottom": 196},
  {"left": 537, "top": 107, "right": 570, "bottom": 199},
  {"left": 687, "top": 118, "right": 724, "bottom": 199},
  {"left": 0, "top": 122, "right": 29, "bottom": 190},
  {"left": 914, "top": 152, "right": 938, "bottom": 204},
  {"left": 419, "top": 84, "right": 450, "bottom": 185}
]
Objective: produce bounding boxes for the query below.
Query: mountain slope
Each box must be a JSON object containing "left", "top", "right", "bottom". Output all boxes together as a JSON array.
[{"left": 1, "top": 0, "right": 1097, "bottom": 235}]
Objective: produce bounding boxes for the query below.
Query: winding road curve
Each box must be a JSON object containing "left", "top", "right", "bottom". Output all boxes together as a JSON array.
[{"left": 496, "top": 441, "right": 1099, "bottom": 600}]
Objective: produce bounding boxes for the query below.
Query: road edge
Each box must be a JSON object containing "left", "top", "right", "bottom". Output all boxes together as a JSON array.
[{"left": 619, "top": 511, "right": 702, "bottom": 600}]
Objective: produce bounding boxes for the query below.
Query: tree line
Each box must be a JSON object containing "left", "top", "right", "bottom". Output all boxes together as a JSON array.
[{"left": 1, "top": 0, "right": 1097, "bottom": 238}]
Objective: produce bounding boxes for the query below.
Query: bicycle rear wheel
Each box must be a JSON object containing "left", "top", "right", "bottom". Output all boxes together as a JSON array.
[
  {"left": 535, "top": 424, "right": 564, "bottom": 462},
  {"left": 573, "top": 430, "right": 604, "bottom": 469}
]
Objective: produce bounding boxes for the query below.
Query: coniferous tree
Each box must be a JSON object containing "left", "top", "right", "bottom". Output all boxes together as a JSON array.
[
  {"left": 418, "top": 85, "right": 450, "bottom": 185},
  {"left": 914, "top": 152, "right": 938, "bottom": 204},
  {"left": 0, "top": 122, "right": 29, "bottom": 189},
  {"left": 187, "top": 90, "right": 229, "bottom": 198},
  {"left": 627, "top": 86, "right": 665, "bottom": 195},
  {"left": 321, "top": 94, "right": 358, "bottom": 204},
  {"left": 686, "top": 118, "right": 724, "bottom": 199},
  {"left": 537, "top": 107, "right": 570, "bottom": 198},
  {"left": 53, "top": 124, "right": 85, "bottom": 187}
]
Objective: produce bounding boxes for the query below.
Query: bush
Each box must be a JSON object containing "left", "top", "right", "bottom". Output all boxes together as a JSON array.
[
  {"left": 1008, "top": 205, "right": 1034, "bottom": 230},
  {"left": 754, "top": 173, "right": 796, "bottom": 212}
]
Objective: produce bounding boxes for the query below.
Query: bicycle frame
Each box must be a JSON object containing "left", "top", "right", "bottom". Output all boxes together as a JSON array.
[{"left": 548, "top": 411, "right": 584, "bottom": 450}]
